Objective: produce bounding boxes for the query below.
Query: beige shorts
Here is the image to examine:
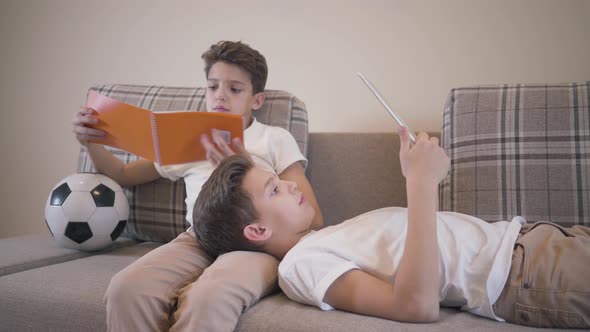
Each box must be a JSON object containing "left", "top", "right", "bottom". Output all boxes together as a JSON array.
[{"left": 493, "top": 221, "right": 590, "bottom": 328}]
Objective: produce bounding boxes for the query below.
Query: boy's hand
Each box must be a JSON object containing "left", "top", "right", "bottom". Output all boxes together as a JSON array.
[
  {"left": 200, "top": 130, "right": 252, "bottom": 167},
  {"left": 72, "top": 107, "right": 105, "bottom": 146},
  {"left": 399, "top": 127, "right": 450, "bottom": 186}
]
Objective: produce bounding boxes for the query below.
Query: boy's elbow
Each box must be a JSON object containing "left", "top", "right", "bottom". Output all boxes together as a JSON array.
[
  {"left": 418, "top": 305, "right": 440, "bottom": 323},
  {"left": 394, "top": 299, "right": 440, "bottom": 323}
]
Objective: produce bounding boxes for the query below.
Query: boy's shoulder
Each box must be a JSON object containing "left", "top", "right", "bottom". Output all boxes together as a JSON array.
[
  {"left": 254, "top": 118, "right": 289, "bottom": 132},
  {"left": 250, "top": 119, "right": 296, "bottom": 140}
]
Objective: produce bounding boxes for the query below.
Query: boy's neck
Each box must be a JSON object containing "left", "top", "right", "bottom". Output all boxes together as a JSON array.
[
  {"left": 266, "top": 230, "right": 312, "bottom": 260},
  {"left": 244, "top": 116, "right": 254, "bottom": 129}
]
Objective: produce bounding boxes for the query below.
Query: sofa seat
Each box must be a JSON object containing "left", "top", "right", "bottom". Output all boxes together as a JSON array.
[
  {"left": 0, "top": 233, "right": 137, "bottom": 277},
  {"left": 1, "top": 239, "right": 569, "bottom": 332},
  {"left": 236, "top": 294, "right": 570, "bottom": 332},
  {"left": 0, "top": 241, "right": 160, "bottom": 331}
]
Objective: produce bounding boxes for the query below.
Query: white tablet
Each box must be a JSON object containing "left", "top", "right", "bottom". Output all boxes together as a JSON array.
[{"left": 357, "top": 72, "right": 417, "bottom": 144}]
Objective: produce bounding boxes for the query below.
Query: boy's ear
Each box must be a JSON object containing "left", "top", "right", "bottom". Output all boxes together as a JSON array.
[
  {"left": 251, "top": 92, "right": 265, "bottom": 111},
  {"left": 243, "top": 222, "right": 272, "bottom": 243}
]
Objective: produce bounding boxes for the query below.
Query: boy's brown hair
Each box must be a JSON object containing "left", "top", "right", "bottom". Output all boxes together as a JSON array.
[
  {"left": 193, "top": 155, "right": 263, "bottom": 259},
  {"left": 201, "top": 41, "right": 268, "bottom": 94}
]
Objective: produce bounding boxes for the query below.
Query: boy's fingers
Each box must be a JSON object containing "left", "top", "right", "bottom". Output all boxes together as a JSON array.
[
  {"left": 80, "top": 115, "right": 98, "bottom": 125},
  {"left": 200, "top": 134, "right": 214, "bottom": 152},
  {"left": 207, "top": 148, "right": 223, "bottom": 165},
  {"left": 80, "top": 106, "right": 97, "bottom": 115},
  {"left": 232, "top": 137, "right": 246, "bottom": 154},
  {"left": 74, "top": 129, "right": 104, "bottom": 142},
  {"left": 201, "top": 134, "right": 224, "bottom": 165},
  {"left": 212, "top": 130, "right": 234, "bottom": 156},
  {"left": 200, "top": 134, "right": 214, "bottom": 151},
  {"left": 74, "top": 108, "right": 99, "bottom": 126},
  {"left": 399, "top": 127, "right": 411, "bottom": 155},
  {"left": 416, "top": 131, "right": 430, "bottom": 141},
  {"left": 73, "top": 126, "right": 104, "bottom": 137}
]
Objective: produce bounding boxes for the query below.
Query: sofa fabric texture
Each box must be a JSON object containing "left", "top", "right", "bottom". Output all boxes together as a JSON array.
[
  {"left": 440, "top": 82, "right": 590, "bottom": 226},
  {"left": 77, "top": 85, "right": 309, "bottom": 242}
]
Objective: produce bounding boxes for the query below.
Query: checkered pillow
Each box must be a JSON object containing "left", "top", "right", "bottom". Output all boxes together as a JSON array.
[
  {"left": 440, "top": 82, "right": 590, "bottom": 227},
  {"left": 78, "top": 84, "right": 309, "bottom": 242}
]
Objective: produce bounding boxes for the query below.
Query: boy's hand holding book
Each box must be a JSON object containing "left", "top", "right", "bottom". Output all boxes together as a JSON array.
[
  {"left": 200, "top": 130, "right": 252, "bottom": 167},
  {"left": 72, "top": 107, "right": 105, "bottom": 146}
]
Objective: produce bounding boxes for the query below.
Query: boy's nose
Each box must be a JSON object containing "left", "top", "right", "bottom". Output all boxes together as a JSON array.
[
  {"left": 288, "top": 181, "right": 298, "bottom": 193},
  {"left": 215, "top": 88, "right": 226, "bottom": 101}
]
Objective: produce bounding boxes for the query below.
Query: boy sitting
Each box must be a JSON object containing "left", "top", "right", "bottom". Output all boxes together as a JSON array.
[
  {"left": 73, "top": 40, "right": 323, "bottom": 331},
  {"left": 194, "top": 127, "right": 590, "bottom": 329}
]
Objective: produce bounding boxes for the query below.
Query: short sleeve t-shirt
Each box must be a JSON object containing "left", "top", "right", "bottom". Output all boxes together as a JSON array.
[
  {"left": 278, "top": 207, "right": 524, "bottom": 321},
  {"left": 154, "top": 118, "right": 306, "bottom": 228}
]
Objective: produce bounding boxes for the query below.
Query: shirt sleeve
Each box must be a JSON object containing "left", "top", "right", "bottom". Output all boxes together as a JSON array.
[
  {"left": 154, "top": 162, "right": 198, "bottom": 181},
  {"left": 278, "top": 254, "right": 359, "bottom": 311},
  {"left": 271, "top": 127, "right": 308, "bottom": 174}
]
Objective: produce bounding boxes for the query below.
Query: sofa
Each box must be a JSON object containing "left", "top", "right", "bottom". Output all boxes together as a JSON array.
[{"left": 1, "top": 82, "right": 588, "bottom": 331}]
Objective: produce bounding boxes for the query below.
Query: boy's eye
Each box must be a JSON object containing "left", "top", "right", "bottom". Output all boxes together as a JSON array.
[
  {"left": 231, "top": 88, "right": 242, "bottom": 93},
  {"left": 271, "top": 186, "right": 279, "bottom": 196},
  {"left": 208, "top": 85, "right": 218, "bottom": 90}
]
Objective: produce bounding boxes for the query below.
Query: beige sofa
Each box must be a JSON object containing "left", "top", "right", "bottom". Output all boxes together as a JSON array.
[{"left": 2, "top": 82, "right": 588, "bottom": 331}]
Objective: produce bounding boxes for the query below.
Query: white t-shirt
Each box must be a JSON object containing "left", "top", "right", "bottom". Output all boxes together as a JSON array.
[
  {"left": 278, "top": 207, "right": 524, "bottom": 321},
  {"left": 154, "top": 118, "right": 307, "bottom": 229}
]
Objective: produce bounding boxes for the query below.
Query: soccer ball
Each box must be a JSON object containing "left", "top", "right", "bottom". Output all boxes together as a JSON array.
[{"left": 44, "top": 173, "right": 129, "bottom": 251}]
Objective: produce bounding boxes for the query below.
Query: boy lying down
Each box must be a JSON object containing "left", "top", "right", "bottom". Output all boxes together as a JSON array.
[{"left": 194, "top": 128, "right": 590, "bottom": 329}]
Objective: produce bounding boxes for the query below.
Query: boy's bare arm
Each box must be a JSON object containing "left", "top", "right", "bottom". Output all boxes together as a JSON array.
[
  {"left": 279, "top": 162, "right": 324, "bottom": 229},
  {"left": 73, "top": 108, "right": 161, "bottom": 187},
  {"left": 324, "top": 268, "right": 438, "bottom": 323},
  {"left": 324, "top": 129, "right": 449, "bottom": 322},
  {"left": 84, "top": 144, "right": 161, "bottom": 187}
]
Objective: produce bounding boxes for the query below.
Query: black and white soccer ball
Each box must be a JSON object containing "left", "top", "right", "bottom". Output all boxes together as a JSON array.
[{"left": 44, "top": 173, "right": 129, "bottom": 251}]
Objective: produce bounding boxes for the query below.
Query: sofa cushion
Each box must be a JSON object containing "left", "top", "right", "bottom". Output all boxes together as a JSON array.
[
  {"left": 0, "top": 233, "right": 137, "bottom": 277},
  {"left": 0, "top": 242, "right": 160, "bottom": 331},
  {"left": 236, "top": 293, "right": 569, "bottom": 332},
  {"left": 307, "top": 133, "right": 438, "bottom": 226},
  {"left": 78, "top": 85, "right": 309, "bottom": 242},
  {"left": 440, "top": 83, "right": 590, "bottom": 226},
  {"left": 308, "top": 133, "right": 404, "bottom": 226}
]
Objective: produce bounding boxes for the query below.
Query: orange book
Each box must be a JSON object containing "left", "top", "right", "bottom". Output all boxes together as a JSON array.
[{"left": 86, "top": 91, "right": 243, "bottom": 165}]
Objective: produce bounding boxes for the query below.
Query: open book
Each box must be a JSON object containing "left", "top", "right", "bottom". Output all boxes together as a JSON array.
[{"left": 86, "top": 90, "right": 243, "bottom": 165}]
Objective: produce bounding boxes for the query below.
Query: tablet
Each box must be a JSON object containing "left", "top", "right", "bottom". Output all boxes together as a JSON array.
[{"left": 357, "top": 72, "right": 417, "bottom": 144}]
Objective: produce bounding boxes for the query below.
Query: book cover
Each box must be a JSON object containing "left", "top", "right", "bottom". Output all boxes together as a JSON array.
[{"left": 86, "top": 90, "right": 244, "bottom": 165}]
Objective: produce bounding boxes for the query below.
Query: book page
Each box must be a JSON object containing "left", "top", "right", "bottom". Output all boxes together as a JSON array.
[
  {"left": 153, "top": 111, "right": 243, "bottom": 165},
  {"left": 86, "top": 91, "right": 156, "bottom": 161}
]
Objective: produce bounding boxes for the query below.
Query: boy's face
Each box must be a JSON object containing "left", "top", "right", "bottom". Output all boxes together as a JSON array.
[
  {"left": 205, "top": 61, "right": 265, "bottom": 128},
  {"left": 242, "top": 167, "right": 315, "bottom": 241}
]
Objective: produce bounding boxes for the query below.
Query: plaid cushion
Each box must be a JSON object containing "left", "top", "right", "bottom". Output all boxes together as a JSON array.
[
  {"left": 440, "top": 82, "right": 590, "bottom": 227},
  {"left": 78, "top": 84, "right": 309, "bottom": 242}
]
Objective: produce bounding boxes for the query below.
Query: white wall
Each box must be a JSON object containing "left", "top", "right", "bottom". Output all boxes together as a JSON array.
[{"left": 1, "top": 0, "right": 589, "bottom": 237}]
